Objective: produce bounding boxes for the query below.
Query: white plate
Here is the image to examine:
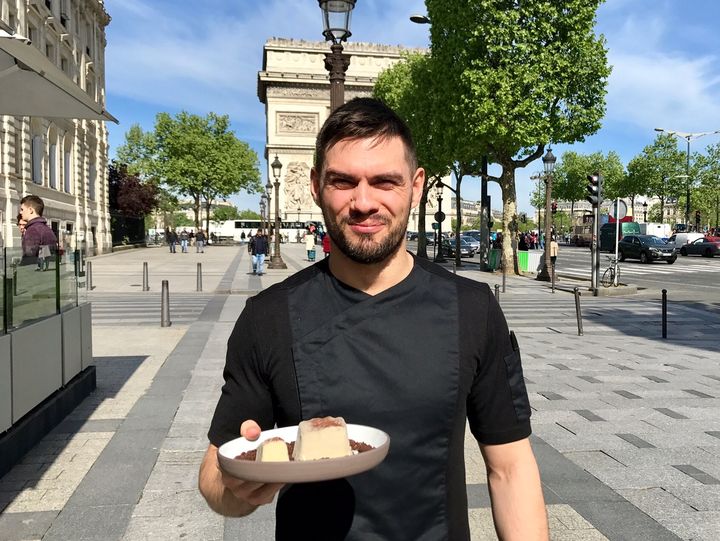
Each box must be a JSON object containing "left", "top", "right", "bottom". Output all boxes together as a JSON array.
[{"left": 217, "top": 424, "right": 390, "bottom": 483}]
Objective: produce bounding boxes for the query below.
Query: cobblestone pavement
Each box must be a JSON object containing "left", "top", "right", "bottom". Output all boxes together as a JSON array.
[{"left": 1, "top": 243, "right": 718, "bottom": 540}]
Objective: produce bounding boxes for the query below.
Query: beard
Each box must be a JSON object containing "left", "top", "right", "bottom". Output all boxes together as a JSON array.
[{"left": 321, "top": 206, "right": 409, "bottom": 265}]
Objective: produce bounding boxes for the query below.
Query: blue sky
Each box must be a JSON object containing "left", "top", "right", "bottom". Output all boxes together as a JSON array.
[{"left": 104, "top": 0, "right": 720, "bottom": 215}]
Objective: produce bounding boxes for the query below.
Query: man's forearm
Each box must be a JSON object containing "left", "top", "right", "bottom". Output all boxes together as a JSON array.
[{"left": 486, "top": 457, "right": 548, "bottom": 540}]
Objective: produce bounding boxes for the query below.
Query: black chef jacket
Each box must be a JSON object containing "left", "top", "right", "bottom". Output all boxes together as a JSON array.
[{"left": 209, "top": 255, "right": 531, "bottom": 540}]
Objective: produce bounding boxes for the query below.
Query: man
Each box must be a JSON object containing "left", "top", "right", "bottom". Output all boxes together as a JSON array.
[
  {"left": 199, "top": 98, "right": 548, "bottom": 540},
  {"left": 19, "top": 195, "right": 57, "bottom": 268},
  {"left": 196, "top": 229, "right": 206, "bottom": 253},
  {"left": 180, "top": 229, "right": 189, "bottom": 253},
  {"left": 248, "top": 230, "right": 269, "bottom": 276}
]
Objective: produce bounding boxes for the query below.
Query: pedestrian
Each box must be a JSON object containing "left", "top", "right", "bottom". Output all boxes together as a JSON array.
[
  {"left": 168, "top": 229, "right": 177, "bottom": 253},
  {"left": 180, "top": 229, "right": 189, "bottom": 253},
  {"left": 196, "top": 229, "right": 206, "bottom": 253},
  {"left": 198, "top": 98, "right": 547, "bottom": 540},
  {"left": 248, "top": 229, "right": 268, "bottom": 276},
  {"left": 19, "top": 195, "right": 58, "bottom": 269},
  {"left": 240, "top": 231, "right": 246, "bottom": 243},
  {"left": 16, "top": 213, "right": 27, "bottom": 237},
  {"left": 550, "top": 235, "right": 559, "bottom": 269},
  {"left": 189, "top": 230, "right": 195, "bottom": 247},
  {"left": 305, "top": 230, "right": 316, "bottom": 261},
  {"left": 322, "top": 232, "right": 331, "bottom": 258}
]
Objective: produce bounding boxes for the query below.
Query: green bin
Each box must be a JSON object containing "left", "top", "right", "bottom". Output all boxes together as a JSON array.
[
  {"left": 517, "top": 251, "right": 529, "bottom": 272},
  {"left": 487, "top": 249, "right": 501, "bottom": 270}
]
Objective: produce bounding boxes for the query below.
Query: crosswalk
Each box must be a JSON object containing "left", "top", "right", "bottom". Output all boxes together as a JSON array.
[
  {"left": 88, "top": 292, "right": 214, "bottom": 326},
  {"left": 559, "top": 259, "right": 719, "bottom": 279}
]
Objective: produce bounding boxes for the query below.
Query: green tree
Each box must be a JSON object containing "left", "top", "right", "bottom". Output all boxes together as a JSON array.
[
  {"left": 695, "top": 142, "right": 720, "bottom": 228},
  {"left": 374, "top": 52, "right": 451, "bottom": 259},
  {"left": 116, "top": 124, "right": 156, "bottom": 178},
  {"left": 153, "top": 112, "right": 262, "bottom": 232},
  {"left": 211, "top": 205, "right": 241, "bottom": 223},
  {"left": 427, "top": 0, "right": 611, "bottom": 273},
  {"left": 626, "top": 134, "right": 686, "bottom": 222},
  {"left": 238, "top": 209, "right": 262, "bottom": 220}
]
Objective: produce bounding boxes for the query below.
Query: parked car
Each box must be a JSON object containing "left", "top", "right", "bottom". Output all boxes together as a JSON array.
[
  {"left": 409, "top": 231, "right": 436, "bottom": 245},
  {"left": 440, "top": 238, "right": 474, "bottom": 258},
  {"left": 460, "top": 235, "right": 480, "bottom": 251},
  {"left": 618, "top": 235, "right": 676, "bottom": 264},
  {"left": 679, "top": 237, "right": 720, "bottom": 257}
]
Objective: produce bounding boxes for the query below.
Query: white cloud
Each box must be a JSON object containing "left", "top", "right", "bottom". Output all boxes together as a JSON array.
[{"left": 606, "top": 50, "right": 720, "bottom": 132}]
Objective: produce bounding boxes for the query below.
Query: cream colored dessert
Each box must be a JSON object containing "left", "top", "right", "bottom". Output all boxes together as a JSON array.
[
  {"left": 292, "top": 416, "right": 352, "bottom": 461},
  {"left": 255, "top": 437, "right": 290, "bottom": 462}
]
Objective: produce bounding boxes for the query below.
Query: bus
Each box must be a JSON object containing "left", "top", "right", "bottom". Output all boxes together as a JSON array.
[
  {"left": 571, "top": 213, "right": 594, "bottom": 246},
  {"left": 209, "top": 219, "right": 324, "bottom": 243}
]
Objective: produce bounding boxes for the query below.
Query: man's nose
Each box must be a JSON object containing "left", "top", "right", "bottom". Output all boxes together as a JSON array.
[{"left": 350, "top": 182, "right": 378, "bottom": 214}]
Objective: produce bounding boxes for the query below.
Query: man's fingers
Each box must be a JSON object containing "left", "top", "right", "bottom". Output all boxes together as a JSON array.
[
  {"left": 222, "top": 474, "right": 284, "bottom": 506},
  {"left": 240, "top": 420, "right": 261, "bottom": 441}
]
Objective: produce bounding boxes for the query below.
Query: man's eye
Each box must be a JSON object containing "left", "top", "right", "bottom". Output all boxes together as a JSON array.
[{"left": 329, "top": 179, "right": 355, "bottom": 189}]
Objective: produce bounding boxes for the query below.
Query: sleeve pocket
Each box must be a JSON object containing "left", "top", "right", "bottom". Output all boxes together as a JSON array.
[{"left": 503, "top": 350, "right": 531, "bottom": 422}]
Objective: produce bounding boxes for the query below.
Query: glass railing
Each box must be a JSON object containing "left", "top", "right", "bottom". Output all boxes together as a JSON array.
[{"left": 2, "top": 239, "right": 85, "bottom": 334}]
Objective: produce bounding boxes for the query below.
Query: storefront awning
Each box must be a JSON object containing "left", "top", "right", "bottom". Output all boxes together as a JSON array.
[{"left": 0, "top": 29, "right": 118, "bottom": 123}]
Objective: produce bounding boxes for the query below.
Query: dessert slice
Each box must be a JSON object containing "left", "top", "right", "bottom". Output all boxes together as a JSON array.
[
  {"left": 255, "top": 437, "right": 290, "bottom": 462},
  {"left": 292, "top": 416, "right": 352, "bottom": 461}
]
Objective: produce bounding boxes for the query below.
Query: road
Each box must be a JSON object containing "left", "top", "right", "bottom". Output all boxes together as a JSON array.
[{"left": 408, "top": 240, "right": 720, "bottom": 304}]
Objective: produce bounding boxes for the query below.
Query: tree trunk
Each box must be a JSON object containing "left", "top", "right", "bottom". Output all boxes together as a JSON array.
[
  {"left": 499, "top": 166, "right": 519, "bottom": 275},
  {"left": 192, "top": 194, "right": 201, "bottom": 229},
  {"left": 417, "top": 186, "right": 429, "bottom": 259}
]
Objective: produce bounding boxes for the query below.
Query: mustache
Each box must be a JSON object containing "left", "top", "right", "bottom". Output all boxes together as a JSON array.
[{"left": 342, "top": 212, "right": 391, "bottom": 226}]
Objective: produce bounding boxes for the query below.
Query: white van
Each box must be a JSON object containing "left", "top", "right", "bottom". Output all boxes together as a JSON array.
[{"left": 666, "top": 232, "right": 704, "bottom": 250}]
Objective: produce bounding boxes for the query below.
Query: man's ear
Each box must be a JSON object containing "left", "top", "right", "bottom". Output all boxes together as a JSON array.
[
  {"left": 310, "top": 167, "right": 321, "bottom": 205},
  {"left": 410, "top": 167, "right": 426, "bottom": 209}
]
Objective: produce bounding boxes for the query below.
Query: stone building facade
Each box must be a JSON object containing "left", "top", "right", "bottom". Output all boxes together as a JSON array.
[
  {"left": 0, "top": 0, "right": 111, "bottom": 253},
  {"left": 258, "top": 38, "right": 450, "bottom": 233}
]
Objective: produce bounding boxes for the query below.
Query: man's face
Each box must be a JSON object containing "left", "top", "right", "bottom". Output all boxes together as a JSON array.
[
  {"left": 311, "top": 136, "right": 424, "bottom": 264},
  {"left": 19, "top": 204, "right": 35, "bottom": 222}
]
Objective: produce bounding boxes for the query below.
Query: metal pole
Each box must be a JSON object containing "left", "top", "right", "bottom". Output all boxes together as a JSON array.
[
  {"left": 662, "top": 289, "right": 667, "bottom": 339},
  {"left": 551, "top": 265, "right": 555, "bottom": 293},
  {"left": 452, "top": 261, "right": 456, "bottom": 274},
  {"left": 324, "top": 42, "right": 350, "bottom": 112},
  {"left": 685, "top": 138, "right": 691, "bottom": 227},
  {"left": 196, "top": 262, "right": 202, "bottom": 292},
  {"left": 480, "top": 156, "right": 489, "bottom": 271},
  {"left": 86, "top": 260, "right": 93, "bottom": 291},
  {"left": 574, "top": 287, "right": 584, "bottom": 336},
  {"left": 161, "top": 280, "right": 171, "bottom": 327},
  {"left": 614, "top": 198, "right": 620, "bottom": 287},
  {"left": 591, "top": 205, "right": 599, "bottom": 294},
  {"left": 494, "top": 284, "right": 500, "bottom": 301},
  {"left": 142, "top": 261, "right": 149, "bottom": 291},
  {"left": 502, "top": 263, "right": 506, "bottom": 293}
]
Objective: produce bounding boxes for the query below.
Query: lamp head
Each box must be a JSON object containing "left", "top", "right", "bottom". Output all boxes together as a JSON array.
[
  {"left": 542, "top": 147, "right": 557, "bottom": 174},
  {"left": 318, "top": 0, "right": 356, "bottom": 43},
  {"left": 271, "top": 154, "right": 283, "bottom": 180}
]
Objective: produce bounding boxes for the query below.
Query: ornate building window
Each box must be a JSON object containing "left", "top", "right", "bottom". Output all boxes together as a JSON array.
[
  {"left": 31, "top": 135, "right": 43, "bottom": 184},
  {"left": 49, "top": 143, "right": 57, "bottom": 189}
]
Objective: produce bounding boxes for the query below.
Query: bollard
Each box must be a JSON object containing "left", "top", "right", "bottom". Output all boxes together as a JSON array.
[
  {"left": 551, "top": 266, "right": 556, "bottom": 293},
  {"left": 574, "top": 287, "right": 583, "bottom": 336},
  {"left": 142, "top": 262, "right": 149, "bottom": 291},
  {"left": 502, "top": 269, "right": 506, "bottom": 293},
  {"left": 494, "top": 284, "right": 500, "bottom": 302},
  {"left": 661, "top": 289, "right": 667, "bottom": 339},
  {"left": 161, "top": 280, "right": 171, "bottom": 327},
  {"left": 86, "top": 260, "right": 93, "bottom": 290},
  {"left": 452, "top": 261, "right": 457, "bottom": 275},
  {"left": 197, "top": 262, "right": 203, "bottom": 292}
]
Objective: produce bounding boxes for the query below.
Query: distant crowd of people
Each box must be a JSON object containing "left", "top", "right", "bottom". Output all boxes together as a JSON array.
[{"left": 165, "top": 228, "right": 207, "bottom": 253}]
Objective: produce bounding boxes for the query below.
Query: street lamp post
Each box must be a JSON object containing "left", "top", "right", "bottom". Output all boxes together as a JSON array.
[
  {"left": 268, "top": 155, "right": 287, "bottom": 269},
  {"left": 537, "top": 148, "right": 556, "bottom": 282},
  {"left": 654, "top": 128, "right": 720, "bottom": 228},
  {"left": 260, "top": 196, "right": 267, "bottom": 234},
  {"left": 319, "top": 0, "right": 355, "bottom": 112},
  {"left": 643, "top": 201, "right": 648, "bottom": 223},
  {"left": 434, "top": 183, "right": 446, "bottom": 263}
]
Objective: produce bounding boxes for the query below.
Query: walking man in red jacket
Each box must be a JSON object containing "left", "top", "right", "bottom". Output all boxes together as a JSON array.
[{"left": 19, "top": 195, "right": 58, "bottom": 268}]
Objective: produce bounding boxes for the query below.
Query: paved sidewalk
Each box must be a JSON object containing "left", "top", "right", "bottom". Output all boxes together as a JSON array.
[{"left": 1, "top": 243, "right": 718, "bottom": 540}]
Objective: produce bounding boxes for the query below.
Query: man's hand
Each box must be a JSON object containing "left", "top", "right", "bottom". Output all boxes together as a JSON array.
[{"left": 198, "top": 420, "right": 285, "bottom": 517}]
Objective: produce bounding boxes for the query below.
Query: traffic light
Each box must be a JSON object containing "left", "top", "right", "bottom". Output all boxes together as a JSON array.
[
  {"left": 551, "top": 201, "right": 558, "bottom": 214},
  {"left": 586, "top": 173, "right": 602, "bottom": 206}
]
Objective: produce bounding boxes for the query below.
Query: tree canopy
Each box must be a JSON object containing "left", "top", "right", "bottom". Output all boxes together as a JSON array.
[{"left": 426, "top": 0, "right": 611, "bottom": 273}]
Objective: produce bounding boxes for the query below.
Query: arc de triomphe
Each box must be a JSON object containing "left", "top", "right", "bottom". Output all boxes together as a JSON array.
[{"left": 257, "top": 38, "right": 424, "bottom": 228}]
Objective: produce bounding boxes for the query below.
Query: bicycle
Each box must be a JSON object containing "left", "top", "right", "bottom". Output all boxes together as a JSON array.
[{"left": 601, "top": 256, "right": 620, "bottom": 287}]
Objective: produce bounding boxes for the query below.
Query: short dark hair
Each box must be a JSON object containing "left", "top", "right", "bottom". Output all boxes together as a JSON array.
[
  {"left": 20, "top": 194, "right": 45, "bottom": 216},
  {"left": 314, "top": 97, "right": 417, "bottom": 175}
]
